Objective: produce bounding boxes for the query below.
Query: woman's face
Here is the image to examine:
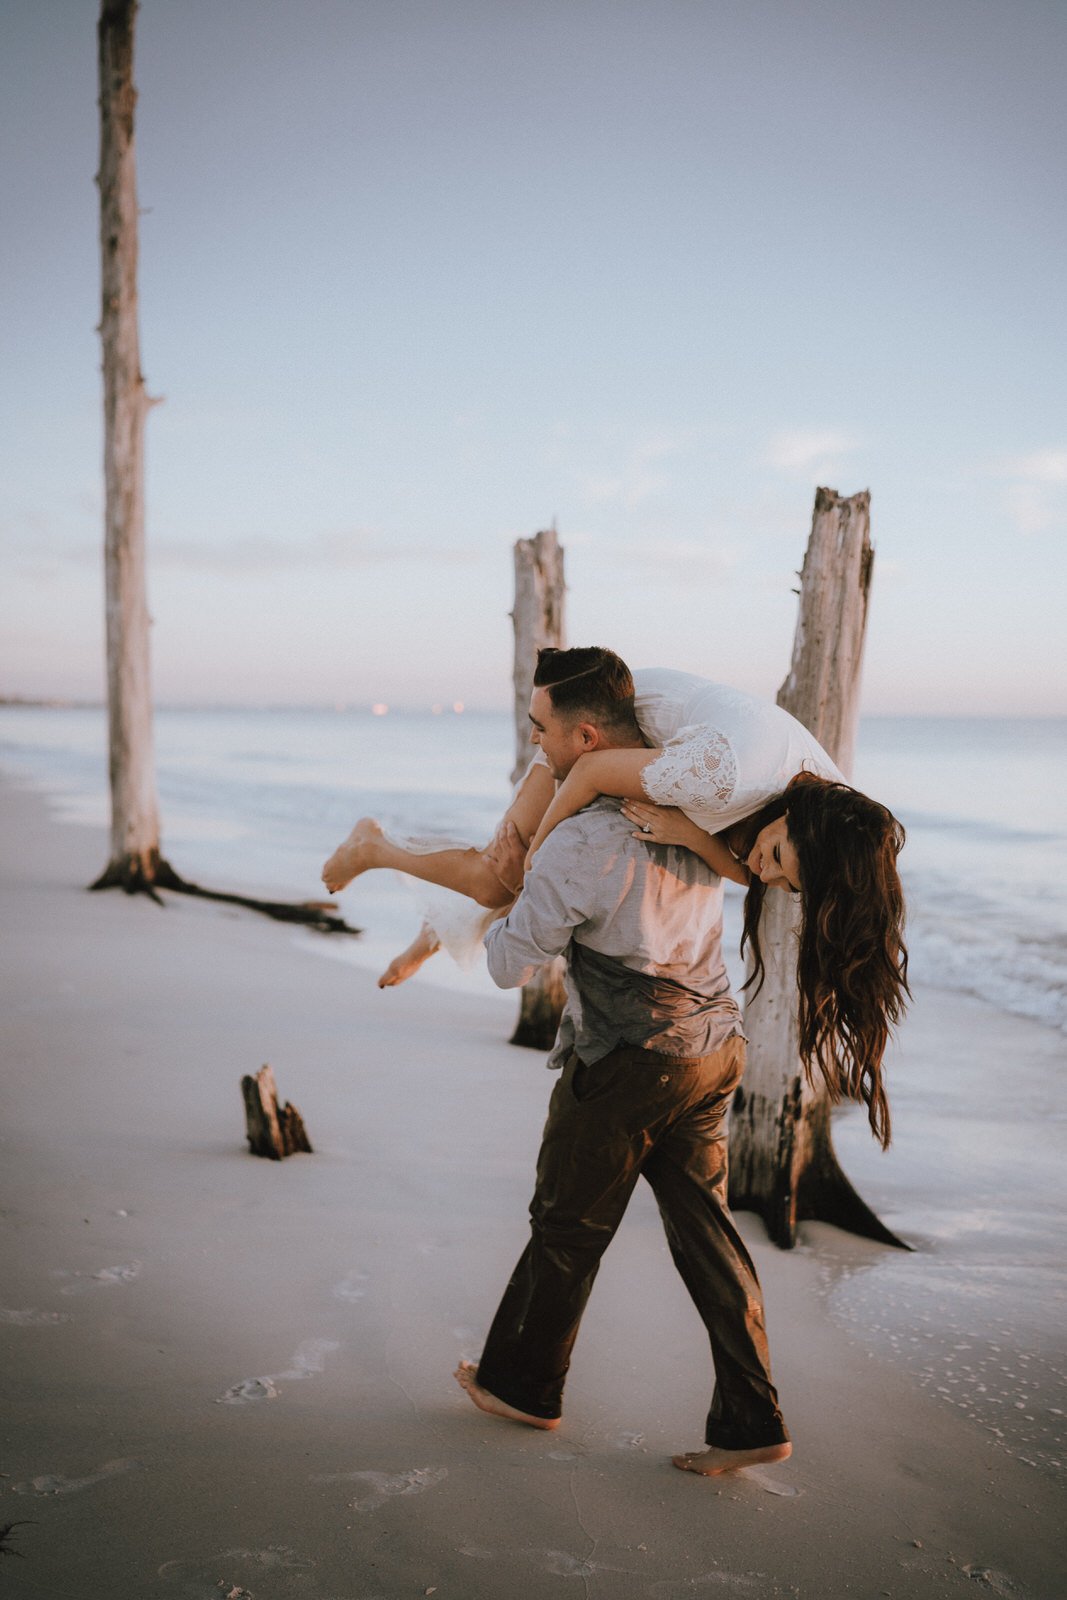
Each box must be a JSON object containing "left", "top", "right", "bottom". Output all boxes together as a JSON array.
[{"left": 747, "top": 815, "right": 801, "bottom": 893}]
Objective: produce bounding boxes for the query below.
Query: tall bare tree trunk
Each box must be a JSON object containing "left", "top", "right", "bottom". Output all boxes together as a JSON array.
[
  {"left": 85, "top": 4, "right": 358, "bottom": 937},
  {"left": 509, "top": 528, "right": 568, "bottom": 1049},
  {"left": 728, "top": 488, "right": 906, "bottom": 1250},
  {"left": 91, "top": 0, "right": 168, "bottom": 897}
]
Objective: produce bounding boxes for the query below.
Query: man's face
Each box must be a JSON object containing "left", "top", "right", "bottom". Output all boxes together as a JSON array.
[{"left": 528, "top": 686, "right": 596, "bottom": 780}]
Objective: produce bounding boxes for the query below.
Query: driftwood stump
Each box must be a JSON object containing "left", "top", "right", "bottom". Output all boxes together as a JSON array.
[
  {"left": 241, "top": 1065, "right": 313, "bottom": 1160},
  {"left": 728, "top": 487, "right": 907, "bottom": 1250},
  {"left": 509, "top": 528, "right": 568, "bottom": 1051},
  {"left": 510, "top": 958, "right": 569, "bottom": 1051}
]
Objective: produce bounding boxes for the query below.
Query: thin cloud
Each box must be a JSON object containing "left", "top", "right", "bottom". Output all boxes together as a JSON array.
[
  {"left": 152, "top": 530, "right": 483, "bottom": 571},
  {"left": 578, "top": 471, "right": 672, "bottom": 511},
  {"left": 577, "top": 537, "right": 739, "bottom": 589},
  {"left": 1002, "top": 484, "right": 1064, "bottom": 536},
  {"left": 631, "top": 427, "right": 704, "bottom": 462},
  {"left": 4, "top": 527, "right": 484, "bottom": 573},
  {"left": 994, "top": 446, "right": 1067, "bottom": 534},
  {"left": 1001, "top": 448, "right": 1067, "bottom": 484},
  {"left": 571, "top": 426, "right": 708, "bottom": 511},
  {"left": 764, "top": 429, "right": 860, "bottom": 479}
]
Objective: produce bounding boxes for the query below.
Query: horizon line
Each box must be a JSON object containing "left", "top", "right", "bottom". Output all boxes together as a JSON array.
[{"left": 2, "top": 697, "right": 1065, "bottom": 722}]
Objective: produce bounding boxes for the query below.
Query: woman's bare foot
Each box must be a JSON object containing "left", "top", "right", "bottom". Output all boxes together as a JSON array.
[
  {"left": 378, "top": 925, "right": 441, "bottom": 988},
  {"left": 672, "top": 1441, "right": 792, "bottom": 1476},
  {"left": 453, "top": 1361, "right": 559, "bottom": 1430},
  {"left": 322, "top": 818, "right": 386, "bottom": 893}
]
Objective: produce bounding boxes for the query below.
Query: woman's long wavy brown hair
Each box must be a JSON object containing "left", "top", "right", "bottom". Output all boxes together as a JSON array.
[{"left": 737, "top": 771, "right": 909, "bottom": 1149}]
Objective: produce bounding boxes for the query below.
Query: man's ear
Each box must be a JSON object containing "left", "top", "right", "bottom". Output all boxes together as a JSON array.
[{"left": 577, "top": 722, "right": 601, "bottom": 751}]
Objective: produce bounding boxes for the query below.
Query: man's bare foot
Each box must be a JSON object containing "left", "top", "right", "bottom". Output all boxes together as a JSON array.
[
  {"left": 322, "top": 818, "right": 385, "bottom": 893},
  {"left": 378, "top": 926, "right": 441, "bottom": 988},
  {"left": 672, "top": 1441, "right": 792, "bottom": 1476},
  {"left": 453, "top": 1361, "right": 559, "bottom": 1430}
]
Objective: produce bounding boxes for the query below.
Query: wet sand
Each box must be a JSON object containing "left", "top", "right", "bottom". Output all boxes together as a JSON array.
[{"left": 2, "top": 777, "right": 1065, "bottom": 1599}]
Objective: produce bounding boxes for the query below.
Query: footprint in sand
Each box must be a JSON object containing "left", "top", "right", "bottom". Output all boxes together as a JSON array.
[
  {"left": 217, "top": 1377, "right": 281, "bottom": 1404},
  {"left": 743, "top": 1467, "right": 800, "bottom": 1497},
  {"left": 216, "top": 1338, "right": 340, "bottom": 1405},
  {"left": 12, "top": 1458, "right": 142, "bottom": 1496},
  {"left": 961, "top": 1567, "right": 1025, "bottom": 1597},
  {"left": 313, "top": 1465, "right": 447, "bottom": 1512},
  {"left": 53, "top": 1262, "right": 141, "bottom": 1296},
  {"left": 275, "top": 1338, "right": 341, "bottom": 1380},
  {"left": 649, "top": 1573, "right": 763, "bottom": 1595},
  {"left": 541, "top": 1549, "right": 635, "bottom": 1579},
  {"left": 333, "top": 1269, "right": 370, "bottom": 1302},
  {"left": 159, "top": 1544, "right": 314, "bottom": 1596},
  {"left": 0, "top": 1308, "right": 72, "bottom": 1325}
]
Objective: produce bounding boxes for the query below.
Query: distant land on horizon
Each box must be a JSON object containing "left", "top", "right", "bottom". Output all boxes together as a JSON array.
[{"left": 2, "top": 696, "right": 1064, "bottom": 724}]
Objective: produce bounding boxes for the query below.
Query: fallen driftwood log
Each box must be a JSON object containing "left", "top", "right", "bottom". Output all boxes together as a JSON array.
[
  {"left": 241, "top": 1065, "right": 313, "bottom": 1160},
  {"left": 92, "top": 855, "right": 361, "bottom": 935},
  {"left": 152, "top": 865, "right": 360, "bottom": 935}
]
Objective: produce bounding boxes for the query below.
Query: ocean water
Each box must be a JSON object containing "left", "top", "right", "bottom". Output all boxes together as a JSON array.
[
  {"left": 0, "top": 704, "right": 521, "bottom": 1001},
  {"left": 852, "top": 717, "right": 1067, "bottom": 1039},
  {"left": 2, "top": 703, "right": 1065, "bottom": 1486},
  {"left": 1, "top": 704, "right": 1065, "bottom": 1030}
]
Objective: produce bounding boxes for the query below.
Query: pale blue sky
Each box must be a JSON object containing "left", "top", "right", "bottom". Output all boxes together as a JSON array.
[{"left": 2, "top": 0, "right": 1065, "bottom": 712}]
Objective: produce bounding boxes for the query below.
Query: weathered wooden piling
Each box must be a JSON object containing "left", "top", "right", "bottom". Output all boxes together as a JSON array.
[
  {"left": 91, "top": 0, "right": 169, "bottom": 898},
  {"left": 728, "top": 487, "right": 907, "bottom": 1250},
  {"left": 509, "top": 528, "right": 568, "bottom": 1050}
]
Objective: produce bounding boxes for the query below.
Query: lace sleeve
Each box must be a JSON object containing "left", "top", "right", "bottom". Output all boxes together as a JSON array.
[{"left": 640, "top": 725, "right": 739, "bottom": 822}]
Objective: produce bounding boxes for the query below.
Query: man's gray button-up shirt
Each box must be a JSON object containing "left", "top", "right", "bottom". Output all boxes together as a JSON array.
[{"left": 484, "top": 797, "right": 744, "bottom": 1069}]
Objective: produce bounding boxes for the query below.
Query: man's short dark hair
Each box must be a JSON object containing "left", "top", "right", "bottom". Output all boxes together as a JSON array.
[{"left": 533, "top": 646, "right": 638, "bottom": 737}]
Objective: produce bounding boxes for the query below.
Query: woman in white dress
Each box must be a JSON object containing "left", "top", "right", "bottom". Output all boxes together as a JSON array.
[{"left": 322, "top": 647, "right": 908, "bottom": 1145}]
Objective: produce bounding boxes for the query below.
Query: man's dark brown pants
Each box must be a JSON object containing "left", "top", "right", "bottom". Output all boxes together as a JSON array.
[{"left": 475, "top": 1036, "right": 790, "bottom": 1449}]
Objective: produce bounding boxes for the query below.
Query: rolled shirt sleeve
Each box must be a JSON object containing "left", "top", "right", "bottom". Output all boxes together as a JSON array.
[{"left": 484, "top": 830, "right": 591, "bottom": 989}]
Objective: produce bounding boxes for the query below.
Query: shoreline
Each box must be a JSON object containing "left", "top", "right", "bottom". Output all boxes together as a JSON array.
[
  {"left": 2, "top": 777, "right": 1065, "bottom": 1598},
  {"left": 4, "top": 708, "right": 1066, "bottom": 1041}
]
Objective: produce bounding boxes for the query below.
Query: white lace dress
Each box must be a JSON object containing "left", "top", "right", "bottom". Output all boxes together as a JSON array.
[
  {"left": 393, "top": 669, "right": 842, "bottom": 967},
  {"left": 633, "top": 668, "right": 843, "bottom": 831},
  {"left": 384, "top": 757, "right": 550, "bottom": 970}
]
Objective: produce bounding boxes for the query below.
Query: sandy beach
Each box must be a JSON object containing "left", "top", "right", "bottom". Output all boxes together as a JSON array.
[{"left": 2, "top": 776, "right": 1065, "bottom": 1600}]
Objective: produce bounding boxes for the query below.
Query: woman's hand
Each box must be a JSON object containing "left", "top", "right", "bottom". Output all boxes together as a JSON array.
[
  {"left": 484, "top": 820, "right": 528, "bottom": 898},
  {"left": 622, "top": 802, "right": 750, "bottom": 885},
  {"left": 621, "top": 801, "right": 704, "bottom": 850}
]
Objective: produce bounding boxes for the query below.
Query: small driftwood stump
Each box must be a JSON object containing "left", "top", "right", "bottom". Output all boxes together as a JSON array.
[
  {"left": 241, "top": 1065, "right": 313, "bottom": 1160},
  {"left": 510, "top": 957, "right": 568, "bottom": 1050}
]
